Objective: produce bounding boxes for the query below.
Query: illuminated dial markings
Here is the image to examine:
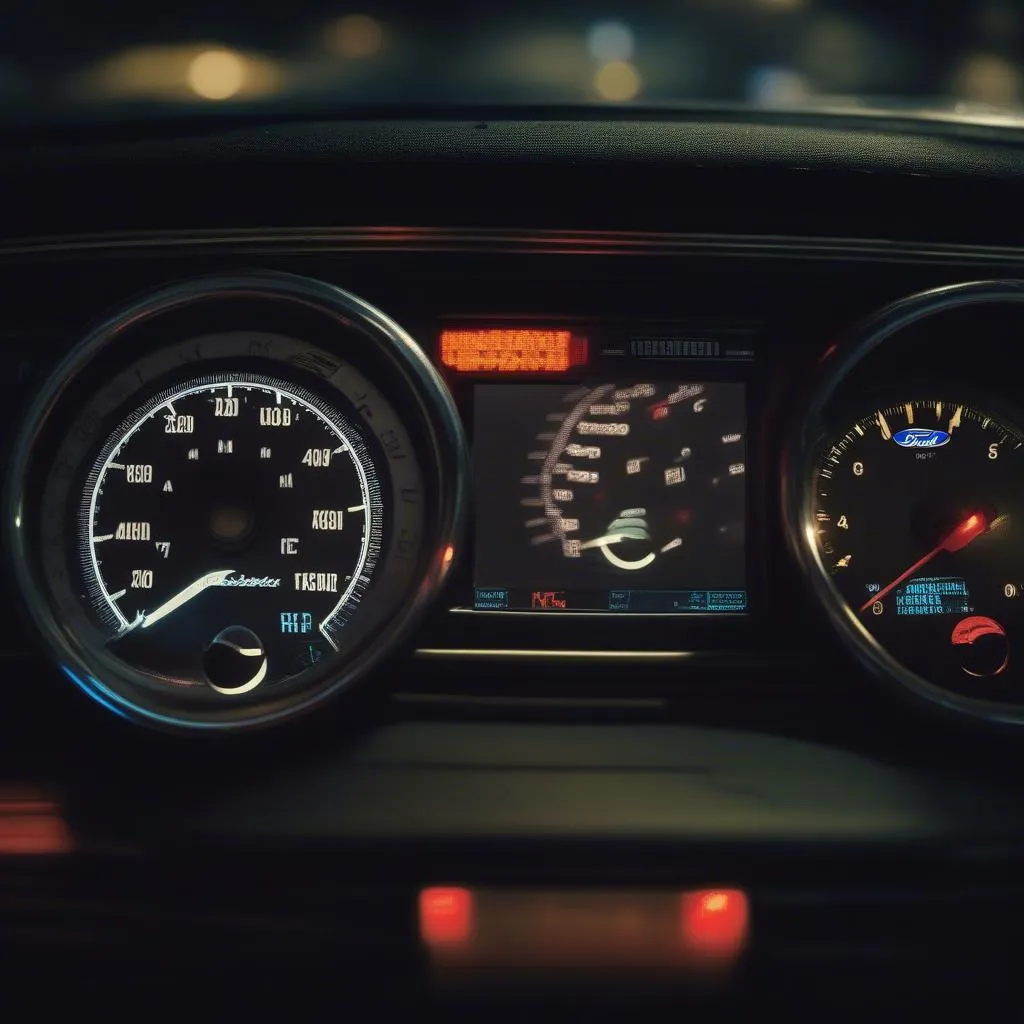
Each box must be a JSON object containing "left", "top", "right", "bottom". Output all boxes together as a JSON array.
[
  {"left": 813, "top": 398, "right": 1024, "bottom": 694},
  {"left": 527, "top": 382, "right": 745, "bottom": 575},
  {"left": 82, "top": 374, "right": 384, "bottom": 690}
]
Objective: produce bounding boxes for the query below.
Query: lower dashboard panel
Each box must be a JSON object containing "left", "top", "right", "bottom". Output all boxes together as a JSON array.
[{"left": 3, "top": 721, "right": 1023, "bottom": 1015}]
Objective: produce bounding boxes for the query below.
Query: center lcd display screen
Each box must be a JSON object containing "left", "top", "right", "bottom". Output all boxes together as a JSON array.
[{"left": 472, "top": 382, "right": 748, "bottom": 613}]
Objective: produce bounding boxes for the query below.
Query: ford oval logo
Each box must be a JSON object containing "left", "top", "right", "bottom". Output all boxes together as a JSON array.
[{"left": 892, "top": 427, "right": 951, "bottom": 448}]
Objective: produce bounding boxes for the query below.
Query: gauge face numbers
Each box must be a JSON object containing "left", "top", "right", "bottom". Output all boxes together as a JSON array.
[
  {"left": 532, "top": 382, "right": 746, "bottom": 580},
  {"left": 81, "top": 375, "right": 383, "bottom": 694},
  {"left": 814, "top": 399, "right": 1024, "bottom": 697}
]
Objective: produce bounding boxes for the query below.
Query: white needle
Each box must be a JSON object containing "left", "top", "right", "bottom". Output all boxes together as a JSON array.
[
  {"left": 140, "top": 569, "right": 234, "bottom": 629},
  {"left": 578, "top": 533, "right": 626, "bottom": 550}
]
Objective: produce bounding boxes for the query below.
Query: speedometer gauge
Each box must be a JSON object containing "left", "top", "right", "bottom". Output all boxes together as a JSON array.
[
  {"left": 84, "top": 374, "right": 382, "bottom": 694},
  {"left": 813, "top": 399, "right": 1024, "bottom": 698},
  {"left": 7, "top": 273, "right": 467, "bottom": 731}
]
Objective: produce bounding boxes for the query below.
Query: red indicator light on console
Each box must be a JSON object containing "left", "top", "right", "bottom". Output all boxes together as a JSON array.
[
  {"left": 420, "top": 886, "right": 475, "bottom": 946},
  {"left": 439, "top": 328, "right": 588, "bottom": 373},
  {"left": 679, "top": 888, "right": 750, "bottom": 964}
]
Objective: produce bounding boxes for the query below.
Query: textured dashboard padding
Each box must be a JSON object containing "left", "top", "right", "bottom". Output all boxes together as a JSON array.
[{"left": 5, "top": 117, "right": 1024, "bottom": 179}]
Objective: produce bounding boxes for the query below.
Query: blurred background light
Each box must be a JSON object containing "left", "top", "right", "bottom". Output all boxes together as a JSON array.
[
  {"left": 188, "top": 49, "right": 245, "bottom": 100},
  {"left": 594, "top": 60, "right": 641, "bottom": 102},
  {"left": 11, "top": 3, "right": 1024, "bottom": 119},
  {"left": 747, "top": 66, "right": 810, "bottom": 106},
  {"left": 953, "top": 52, "right": 1023, "bottom": 106},
  {"left": 324, "top": 14, "right": 384, "bottom": 58},
  {"left": 586, "top": 20, "right": 635, "bottom": 63},
  {"left": 78, "top": 45, "right": 283, "bottom": 103}
]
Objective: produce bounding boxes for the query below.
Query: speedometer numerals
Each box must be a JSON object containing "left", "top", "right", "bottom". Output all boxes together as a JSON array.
[
  {"left": 259, "top": 406, "right": 291, "bottom": 427},
  {"left": 87, "top": 375, "right": 380, "bottom": 692},
  {"left": 301, "top": 447, "right": 333, "bottom": 467}
]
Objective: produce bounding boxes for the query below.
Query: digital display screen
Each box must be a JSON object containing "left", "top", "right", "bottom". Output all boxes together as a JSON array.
[{"left": 472, "top": 382, "right": 748, "bottom": 613}]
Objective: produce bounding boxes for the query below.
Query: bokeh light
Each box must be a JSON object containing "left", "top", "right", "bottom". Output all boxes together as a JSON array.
[
  {"left": 27, "top": 5, "right": 1024, "bottom": 119},
  {"left": 78, "top": 45, "right": 282, "bottom": 103},
  {"left": 586, "top": 21, "right": 635, "bottom": 63},
  {"left": 324, "top": 14, "right": 384, "bottom": 58},
  {"left": 187, "top": 49, "right": 245, "bottom": 100},
  {"left": 594, "top": 60, "right": 641, "bottom": 102},
  {"left": 747, "top": 66, "right": 810, "bottom": 107},
  {"left": 953, "top": 52, "right": 1023, "bottom": 106}
]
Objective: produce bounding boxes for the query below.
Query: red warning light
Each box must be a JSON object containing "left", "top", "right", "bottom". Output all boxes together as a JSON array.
[
  {"left": 0, "top": 788, "right": 72, "bottom": 856},
  {"left": 679, "top": 888, "right": 750, "bottom": 963},
  {"left": 440, "top": 328, "right": 588, "bottom": 373},
  {"left": 420, "top": 887, "right": 475, "bottom": 947}
]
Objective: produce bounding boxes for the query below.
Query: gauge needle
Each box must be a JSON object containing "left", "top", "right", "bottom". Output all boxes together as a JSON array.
[
  {"left": 138, "top": 569, "right": 235, "bottom": 629},
  {"left": 858, "top": 512, "right": 988, "bottom": 613},
  {"left": 579, "top": 534, "right": 627, "bottom": 550}
]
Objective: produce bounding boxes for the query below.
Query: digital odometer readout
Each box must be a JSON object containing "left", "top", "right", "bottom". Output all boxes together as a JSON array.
[
  {"left": 82, "top": 374, "right": 383, "bottom": 693},
  {"left": 472, "top": 382, "right": 747, "bottom": 613}
]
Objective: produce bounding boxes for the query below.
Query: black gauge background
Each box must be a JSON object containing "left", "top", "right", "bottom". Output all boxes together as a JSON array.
[
  {"left": 784, "top": 283, "right": 1024, "bottom": 728},
  {"left": 71, "top": 367, "right": 393, "bottom": 697},
  {"left": 9, "top": 275, "right": 464, "bottom": 731}
]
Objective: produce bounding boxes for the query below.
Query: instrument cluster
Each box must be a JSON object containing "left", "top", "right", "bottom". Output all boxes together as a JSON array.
[{"left": 8, "top": 269, "right": 1024, "bottom": 732}]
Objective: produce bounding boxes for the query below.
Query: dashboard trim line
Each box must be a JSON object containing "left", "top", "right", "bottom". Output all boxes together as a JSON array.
[
  {"left": 415, "top": 648, "right": 696, "bottom": 661},
  {"left": 5, "top": 227, "right": 1024, "bottom": 266}
]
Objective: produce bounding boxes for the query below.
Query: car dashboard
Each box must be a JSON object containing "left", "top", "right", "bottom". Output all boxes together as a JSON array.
[{"left": 4, "top": 116, "right": 1024, "bottom": 1015}]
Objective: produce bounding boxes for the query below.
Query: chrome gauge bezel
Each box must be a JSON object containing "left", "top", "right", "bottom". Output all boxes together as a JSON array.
[
  {"left": 5, "top": 272, "right": 468, "bottom": 732},
  {"left": 781, "top": 279, "right": 1024, "bottom": 727}
]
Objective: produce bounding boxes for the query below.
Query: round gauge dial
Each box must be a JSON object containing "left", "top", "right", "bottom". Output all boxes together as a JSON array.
[
  {"left": 814, "top": 399, "right": 1024, "bottom": 699},
  {"left": 83, "top": 374, "right": 382, "bottom": 693},
  {"left": 7, "top": 273, "right": 466, "bottom": 731},
  {"left": 534, "top": 382, "right": 746, "bottom": 576}
]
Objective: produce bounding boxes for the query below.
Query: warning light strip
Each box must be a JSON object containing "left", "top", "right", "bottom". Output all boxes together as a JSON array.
[{"left": 439, "top": 328, "right": 588, "bottom": 373}]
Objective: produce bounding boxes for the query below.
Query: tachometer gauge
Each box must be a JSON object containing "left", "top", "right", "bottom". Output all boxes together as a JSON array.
[
  {"left": 782, "top": 281, "right": 1024, "bottom": 726},
  {"left": 813, "top": 398, "right": 1024, "bottom": 700},
  {"left": 7, "top": 274, "right": 466, "bottom": 731}
]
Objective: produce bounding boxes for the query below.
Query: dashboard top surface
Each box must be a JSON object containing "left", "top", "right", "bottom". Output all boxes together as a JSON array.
[{"left": 7, "top": 113, "right": 1024, "bottom": 174}]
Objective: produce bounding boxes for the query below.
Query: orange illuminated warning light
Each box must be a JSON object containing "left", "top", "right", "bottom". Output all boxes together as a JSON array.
[
  {"left": 439, "top": 328, "right": 588, "bottom": 373},
  {"left": 420, "top": 886, "right": 475, "bottom": 946}
]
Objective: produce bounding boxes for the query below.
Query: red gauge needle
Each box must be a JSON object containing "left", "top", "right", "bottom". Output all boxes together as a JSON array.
[{"left": 859, "top": 511, "right": 989, "bottom": 613}]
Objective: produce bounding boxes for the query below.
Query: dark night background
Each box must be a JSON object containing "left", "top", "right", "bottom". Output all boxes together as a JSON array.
[{"left": 4, "top": 2, "right": 1024, "bottom": 120}]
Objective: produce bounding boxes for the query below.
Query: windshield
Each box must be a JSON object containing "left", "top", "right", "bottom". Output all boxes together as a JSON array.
[{"left": 7, "top": 2, "right": 1024, "bottom": 125}]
